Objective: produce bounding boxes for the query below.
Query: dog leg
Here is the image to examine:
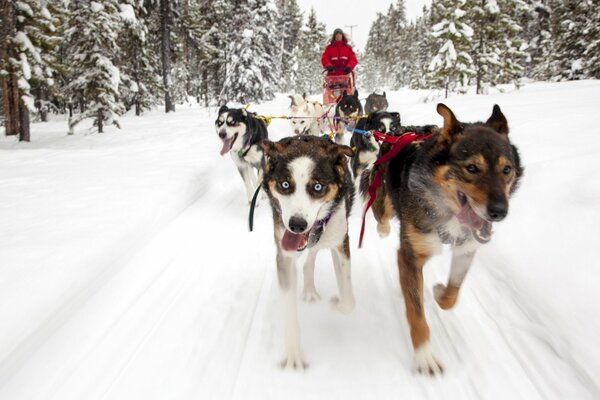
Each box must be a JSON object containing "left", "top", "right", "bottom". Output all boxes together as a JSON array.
[
  {"left": 277, "top": 250, "right": 306, "bottom": 370},
  {"left": 330, "top": 236, "right": 355, "bottom": 314},
  {"left": 240, "top": 165, "right": 256, "bottom": 204},
  {"left": 301, "top": 248, "right": 320, "bottom": 302},
  {"left": 372, "top": 187, "right": 393, "bottom": 237},
  {"left": 434, "top": 250, "right": 475, "bottom": 310},
  {"left": 398, "top": 227, "right": 443, "bottom": 376}
]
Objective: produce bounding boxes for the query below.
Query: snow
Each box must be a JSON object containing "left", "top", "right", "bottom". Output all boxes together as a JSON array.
[
  {"left": 1, "top": 81, "right": 600, "bottom": 399},
  {"left": 90, "top": 1, "right": 103, "bottom": 13},
  {"left": 119, "top": 4, "right": 136, "bottom": 23}
]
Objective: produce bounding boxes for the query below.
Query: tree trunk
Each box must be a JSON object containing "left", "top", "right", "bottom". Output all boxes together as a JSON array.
[
  {"left": 1, "top": 0, "right": 20, "bottom": 137},
  {"left": 160, "top": 0, "right": 175, "bottom": 113},
  {"left": 135, "top": 101, "right": 141, "bottom": 116},
  {"left": 97, "top": 109, "right": 103, "bottom": 133},
  {"left": 19, "top": 101, "right": 30, "bottom": 142}
]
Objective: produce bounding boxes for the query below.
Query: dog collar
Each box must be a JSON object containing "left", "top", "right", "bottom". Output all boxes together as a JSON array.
[{"left": 307, "top": 210, "right": 334, "bottom": 248}]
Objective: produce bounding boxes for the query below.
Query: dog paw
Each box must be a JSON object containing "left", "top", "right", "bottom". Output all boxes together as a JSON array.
[
  {"left": 301, "top": 288, "right": 321, "bottom": 302},
  {"left": 377, "top": 222, "right": 390, "bottom": 237},
  {"left": 280, "top": 353, "right": 307, "bottom": 371},
  {"left": 330, "top": 296, "right": 355, "bottom": 314},
  {"left": 413, "top": 342, "right": 444, "bottom": 377},
  {"left": 434, "top": 283, "right": 458, "bottom": 310}
]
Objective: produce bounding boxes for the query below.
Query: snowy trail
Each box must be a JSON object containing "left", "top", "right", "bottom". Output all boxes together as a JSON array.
[{"left": 1, "top": 82, "right": 600, "bottom": 399}]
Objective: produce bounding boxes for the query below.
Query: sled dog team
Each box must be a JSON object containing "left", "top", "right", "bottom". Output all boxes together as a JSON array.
[{"left": 215, "top": 93, "right": 523, "bottom": 376}]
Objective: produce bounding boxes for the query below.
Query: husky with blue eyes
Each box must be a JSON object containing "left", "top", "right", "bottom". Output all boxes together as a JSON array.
[
  {"left": 215, "top": 105, "right": 268, "bottom": 203},
  {"left": 261, "top": 135, "right": 356, "bottom": 370}
]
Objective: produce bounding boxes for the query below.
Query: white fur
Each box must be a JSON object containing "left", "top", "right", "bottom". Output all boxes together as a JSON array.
[
  {"left": 413, "top": 341, "right": 443, "bottom": 376},
  {"left": 271, "top": 155, "right": 355, "bottom": 369},
  {"left": 289, "top": 95, "right": 325, "bottom": 136}
]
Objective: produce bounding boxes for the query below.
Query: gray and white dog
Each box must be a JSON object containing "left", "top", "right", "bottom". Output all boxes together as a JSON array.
[
  {"left": 261, "top": 135, "right": 356, "bottom": 369},
  {"left": 364, "top": 91, "right": 389, "bottom": 115},
  {"left": 215, "top": 105, "right": 268, "bottom": 203}
]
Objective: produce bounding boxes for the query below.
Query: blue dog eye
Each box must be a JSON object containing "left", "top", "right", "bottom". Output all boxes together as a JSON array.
[
  {"left": 314, "top": 183, "right": 323, "bottom": 191},
  {"left": 281, "top": 181, "right": 290, "bottom": 189}
]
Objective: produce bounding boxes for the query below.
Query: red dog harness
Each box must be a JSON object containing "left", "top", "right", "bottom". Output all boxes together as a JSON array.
[{"left": 358, "top": 131, "right": 432, "bottom": 248}]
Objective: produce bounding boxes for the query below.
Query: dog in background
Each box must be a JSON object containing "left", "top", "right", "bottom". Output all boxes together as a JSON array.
[
  {"left": 215, "top": 105, "right": 268, "bottom": 203},
  {"left": 350, "top": 110, "right": 401, "bottom": 179},
  {"left": 261, "top": 135, "right": 356, "bottom": 369},
  {"left": 289, "top": 94, "right": 325, "bottom": 136},
  {"left": 364, "top": 104, "right": 523, "bottom": 375},
  {"left": 335, "top": 90, "right": 363, "bottom": 144},
  {"left": 364, "top": 91, "right": 389, "bottom": 115}
]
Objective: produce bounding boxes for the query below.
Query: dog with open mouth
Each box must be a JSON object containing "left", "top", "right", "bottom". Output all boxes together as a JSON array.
[
  {"left": 363, "top": 104, "right": 523, "bottom": 375},
  {"left": 261, "top": 135, "right": 356, "bottom": 369},
  {"left": 215, "top": 105, "right": 268, "bottom": 203}
]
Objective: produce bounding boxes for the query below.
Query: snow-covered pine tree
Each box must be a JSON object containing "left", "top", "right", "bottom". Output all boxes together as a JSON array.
[
  {"left": 465, "top": 0, "right": 525, "bottom": 93},
  {"left": 387, "top": 0, "right": 409, "bottom": 88},
  {"left": 362, "top": 12, "right": 389, "bottom": 91},
  {"left": 118, "top": 1, "right": 162, "bottom": 116},
  {"left": 65, "top": 0, "right": 125, "bottom": 133},
  {"left": 551, "top": 0, "right": 591, "bottom": 80},
  {"left": 428, "top": 0, "right": 476, "bottom": 97},
  {"left": 276, "top": 0, "right": 303, "bottom": 93},
  {"left": 407, "top": 7, "right": 434, "bottom": 89},
  {"left": 193, "top": 0, "right": 230, "bottom": 106},
  {"left": 520, "top": 0, "right": 554, "bottom": 80},
  {"left": 292, "top": 8, "right": 326, "bottom": 95},
  {"left": 220, "top": 0, "right": 281, "bottom": 103},
  {"left": 0, "top": 0, "right": 60, "bottom": 140},
  {"left": 583, "top": 0, "right": 600, "bottom": 78}
]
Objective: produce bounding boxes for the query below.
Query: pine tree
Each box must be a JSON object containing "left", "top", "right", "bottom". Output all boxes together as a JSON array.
[
  {"left": 584, "top": 0, "right": 600, "bottom": 78},
  {"left": 220, "top": 0, "right": 281, "bottom": 103},
  {"left": 362, "top": 12, "right": 389, "bottom": 91},
  {"left": 118, "top": 1, "right": 162, "bottom": 115},
  {"left": 292, "top": 8, "right": 326, "bottom": 95},
  {"left": 520, "top": 0, "right": 554, "bottom": 80},
  {"left": 276, "top": 0, "right": 303, "bottom": 92},
  {"left": 65, "top": 0, "right": 125, "bottom": 133},
  {"left": 428, "top": 0, "right": 476, "bottom": 97},
  {"left": 551, "top": 0, "right": 591, "bottom": 80},
  {"left": 465, "top": 0, "right": 526, "bottom": 93},
  {"left": 1, "top": 0, "right": 60, "bottom": 140}
]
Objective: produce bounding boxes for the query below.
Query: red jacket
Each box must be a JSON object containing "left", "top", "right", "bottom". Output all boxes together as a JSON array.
[{"left": 321, "top": 41, "right": 358, "bottom": 76}]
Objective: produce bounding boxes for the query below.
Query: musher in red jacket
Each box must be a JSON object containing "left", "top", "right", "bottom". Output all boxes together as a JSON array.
[{"left": 321, "top": 28, "right": 358, "bottom": 76}]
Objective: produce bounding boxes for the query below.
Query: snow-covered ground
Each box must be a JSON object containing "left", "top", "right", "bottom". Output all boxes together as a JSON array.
[{"left": 0, "top": 81, "right": 599, "bottom": 399}]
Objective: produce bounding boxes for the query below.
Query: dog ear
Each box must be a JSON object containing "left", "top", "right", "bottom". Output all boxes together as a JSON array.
[
  {"left": 218, "top": 105, "right": 228, "bottom": 114},
  {"left": 383, "top": 91, "right": 386, "bottom": 98},
  {"left": 437, "top": 103, "right": 462, "bottom": 145},
  {"left": 390, "top": 112, "right": 401, "bottom": 124},
  {"left": 261, "top": 139, "right": 286, "bottom": 159},
  {"left": 289, "top": 95, "right": 296, "bottom": 107},
  {"left": 354, "top": 89, "right": 359, "bottom": 98},
  {"left": 327, "top": 144, "right": 354, "bottom": 175},
  {"left": 486, "top": 104, "right": 509, "bottom": 136},
  {"left": 342, "top": 90, "right": 347, "bottom": 97}
]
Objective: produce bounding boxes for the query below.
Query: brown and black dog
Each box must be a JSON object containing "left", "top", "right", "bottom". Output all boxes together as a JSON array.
[{"left": 364, "top": 103, "right": 523, "bottom": 375}]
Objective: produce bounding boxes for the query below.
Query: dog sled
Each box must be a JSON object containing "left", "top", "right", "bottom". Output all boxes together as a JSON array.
[{"left": 322, "top": 73, "right": 355, "bottom": 105}]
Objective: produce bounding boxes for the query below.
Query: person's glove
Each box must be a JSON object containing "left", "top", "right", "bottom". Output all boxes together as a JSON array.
[
  {"left": 326, "top": 66, "right": 334, "bottom": 73},
  {"left": 343, "top": 67, "right": 352, "bottom": 74}
]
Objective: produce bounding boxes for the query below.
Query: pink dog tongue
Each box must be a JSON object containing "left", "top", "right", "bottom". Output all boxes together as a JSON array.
[
  {"left": 457, "top": 203, "right": 485, "bottom": 230},
  {"left": 281, "top": 230, "right": 307, "bottom": 252},
  {"left": 220, "top": 137, "right": 234, "bottom": 156}
]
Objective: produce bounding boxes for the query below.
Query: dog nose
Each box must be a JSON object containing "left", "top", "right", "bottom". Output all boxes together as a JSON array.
[
  {"left": 218, "top": 131, "right": 226, "bottom": 139},
  {"left": 288, "top": 216, "right": 308, "bottom": 233},
  {"left": 487, "top": 202, "right": 508, "bottom": 221}
]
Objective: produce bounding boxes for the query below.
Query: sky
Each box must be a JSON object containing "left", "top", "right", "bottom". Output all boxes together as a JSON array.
[{"left": 296, "top": 0, "right": 431, "bottom": 52}]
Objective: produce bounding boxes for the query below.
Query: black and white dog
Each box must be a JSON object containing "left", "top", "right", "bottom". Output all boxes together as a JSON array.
[
  {"left": 364, "top": 91, "right": 389, "bottom": 115},
  {"left": 335, "top": 90, "right": 363, "bottom": 144},
  {"left": 216, "top": 105, "right": 268, "bottom": 203},
  {"left": 261, "top": 135, "right": 356, "bottom": 369},
  {"left": 350, "top": 111, "right": 401, "bottom": 179}
]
